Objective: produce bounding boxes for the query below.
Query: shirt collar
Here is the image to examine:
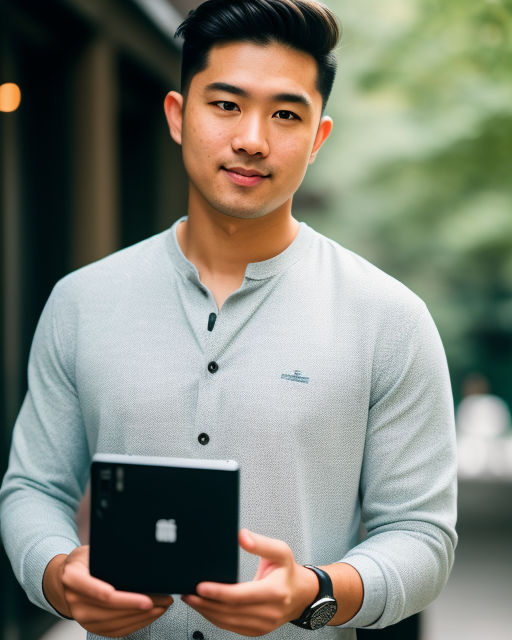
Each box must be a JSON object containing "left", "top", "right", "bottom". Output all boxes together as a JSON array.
[{"left": 165, "top": 216, "right": 315, "bottom": 283}]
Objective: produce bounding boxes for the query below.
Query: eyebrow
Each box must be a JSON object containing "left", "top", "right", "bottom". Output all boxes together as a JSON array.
[{"left": 204, "top": 82, "right": 313, "bottom": 111}]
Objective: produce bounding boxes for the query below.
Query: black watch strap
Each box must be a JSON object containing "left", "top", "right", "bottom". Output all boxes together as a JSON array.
[
  {"left": 303, "top": 565, "right": 333, "bottom": 599},
  {"left": 289, "top": 565, "right": 337, "bottom": 630}
]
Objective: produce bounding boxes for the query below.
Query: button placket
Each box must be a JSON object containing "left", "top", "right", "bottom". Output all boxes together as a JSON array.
[{"left": 192, "top": 312, "right": 222, "bottom": 450}]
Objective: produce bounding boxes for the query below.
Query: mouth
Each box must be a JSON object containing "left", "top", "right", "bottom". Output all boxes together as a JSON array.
[{"left": 221, "top": 166, "right": 270, "bottom": 187}]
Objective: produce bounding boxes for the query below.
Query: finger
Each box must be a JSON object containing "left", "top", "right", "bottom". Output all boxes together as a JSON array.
[
  {"left": 195, "top": 568, "right": 287, "bottom": 604},
  {"left": 182, "top": 594, "right": 279, "bottom": 620},
  {"left": 68, "top": 590, "right": 172, "bottom": 613},
  {"left": 62, "top": 566, "right": 117, "bottom": 602},
  {"left": 239, "top": 529, "right": 292, "bottom": 566},
  {"left": 110, "top": 610, "right": 168, "bottom": 638},
  {"left": 80, "top": 605, "right": 167, "bottom": 628},
  {"left": 63, "top": 567, "right": 153, "bottom": 610},
  {"left": 145, "top": 594, "right": 175, "bottom": 608},
  {"left": 63, "top": 564, "right": 155, "bottom": 608}
]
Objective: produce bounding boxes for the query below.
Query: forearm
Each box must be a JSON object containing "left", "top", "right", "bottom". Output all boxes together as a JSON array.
[
  {"left": 320, "top": 562, "right": 363, "bottom": 625},
  {"left": 291, "top": 561, "right": 363, "bottom": 627}
]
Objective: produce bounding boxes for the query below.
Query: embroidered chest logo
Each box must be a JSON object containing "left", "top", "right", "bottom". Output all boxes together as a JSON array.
[{"left": 281, "top": 370, "right": 309, "bottom": 384}]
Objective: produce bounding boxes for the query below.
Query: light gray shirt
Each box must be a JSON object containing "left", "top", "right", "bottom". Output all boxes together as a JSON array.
[{"left": 0, "top": 218, "right": 457, "bottom": 640}]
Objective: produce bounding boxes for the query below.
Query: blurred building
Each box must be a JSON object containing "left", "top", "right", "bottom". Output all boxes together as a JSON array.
[{"left": 0, "top": 1, "right": 196, "bottom": 638}]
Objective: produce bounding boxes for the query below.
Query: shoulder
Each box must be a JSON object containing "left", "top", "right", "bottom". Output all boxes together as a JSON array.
[
  {"left": 306, "top": 226, "right": 429, "bottom": 328},
  {"left": 53, "top": 230, "right": 170, "bottom": 307}
]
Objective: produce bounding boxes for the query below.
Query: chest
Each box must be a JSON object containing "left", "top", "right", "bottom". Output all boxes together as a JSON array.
[{"left": 75, "top": 278, "right": 374, "bottom": 461}]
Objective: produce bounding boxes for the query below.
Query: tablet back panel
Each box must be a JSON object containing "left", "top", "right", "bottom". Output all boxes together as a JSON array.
[{"left": 89, "top": 456, "right": 239, "bottom": 595}]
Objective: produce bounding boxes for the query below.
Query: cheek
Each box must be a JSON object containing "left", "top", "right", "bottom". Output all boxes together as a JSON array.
[
  {"left": 186, "top": 108, "right": 232, "bottom": 151},
  {"left": 182, "top": 132, "right": 218, "bottom": 175},
  {"left": 273, "top": 132, "right": 312, "bottom": 177}
]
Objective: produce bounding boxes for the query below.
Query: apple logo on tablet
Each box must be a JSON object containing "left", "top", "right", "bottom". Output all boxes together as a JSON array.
[{"left": 155, "top": 519, "right": 177, "bottom": 543}]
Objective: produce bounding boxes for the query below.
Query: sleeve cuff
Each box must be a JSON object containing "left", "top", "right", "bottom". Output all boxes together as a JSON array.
[
  {"left": 333, "top": 554, "right": 387, "bottom": 628},
  {"left": 21, "top": 535, "right": 80, "bottom": 617}
]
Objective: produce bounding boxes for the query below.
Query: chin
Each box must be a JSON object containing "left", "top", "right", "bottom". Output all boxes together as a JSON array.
[
  {"left": 218, "top": 209, "right": 270, "bottom": 220},
  {"left": 209, "top": 198, "right": 273, "bottom": 220}
]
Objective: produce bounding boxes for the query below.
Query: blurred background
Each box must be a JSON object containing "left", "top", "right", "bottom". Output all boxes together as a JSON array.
[{"left": 0, "top": 0, "right": 511, "bottom": 639}]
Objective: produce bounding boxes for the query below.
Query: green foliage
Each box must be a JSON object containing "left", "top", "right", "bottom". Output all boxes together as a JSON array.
[{"left": 297, "top": 0, "right": 512, "bottom": 403}]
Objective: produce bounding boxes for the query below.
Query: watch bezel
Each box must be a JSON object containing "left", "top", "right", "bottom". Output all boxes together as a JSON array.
[{"left": 309, "top": 598, "right": 338, "bottom": 629}]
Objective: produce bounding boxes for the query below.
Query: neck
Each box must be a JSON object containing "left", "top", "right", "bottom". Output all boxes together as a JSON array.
[{"left": 177, "top": 195, "right": 300, "bottom": 281}]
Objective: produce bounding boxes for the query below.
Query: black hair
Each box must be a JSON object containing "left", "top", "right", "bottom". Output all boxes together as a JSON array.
[{"left": 174, "top": 0, "right": 341, "bottom": 113}]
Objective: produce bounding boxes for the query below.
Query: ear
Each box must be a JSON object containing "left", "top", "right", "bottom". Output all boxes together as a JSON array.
[
  {"left": 164, "top": 91, "right": 184, "bottom": 146},
  {"left": 308, "top": 115, "right": 333, "bottom": 164}
]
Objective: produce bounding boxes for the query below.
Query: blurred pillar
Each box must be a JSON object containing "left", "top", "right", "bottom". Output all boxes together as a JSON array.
[
  {"left": 0, "top": 22, "right": 22, "bottom": 640},
  {"left": 72, "top": 37, "right": 119, "bottom": 269},
  {"left": 1, "top": 40, "right": 22, "bottom": 441}
]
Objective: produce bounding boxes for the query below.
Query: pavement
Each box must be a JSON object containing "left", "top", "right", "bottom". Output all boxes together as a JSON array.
[
  {"left": 40, "top": 480, "right": 512, "bottom": 640},
  {"left": 422, "top": 478, "right": 512, "bottom": 640}
]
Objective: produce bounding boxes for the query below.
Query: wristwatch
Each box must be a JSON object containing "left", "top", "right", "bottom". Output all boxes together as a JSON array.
[{"left": 289, "top": 565, "right": 338, "bottom": 630}]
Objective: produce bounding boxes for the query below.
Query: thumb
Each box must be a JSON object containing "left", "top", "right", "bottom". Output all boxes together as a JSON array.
[{"left": 239, "top": 529, "right": 293, "bottom": 565}]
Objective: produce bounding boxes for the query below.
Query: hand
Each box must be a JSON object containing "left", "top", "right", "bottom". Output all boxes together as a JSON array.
[
  {"left": 43, "top": 546, "right": 174, "bottom": 638},
  {"left": 181, "top": 529, "right": 319, "bottom": 637}
]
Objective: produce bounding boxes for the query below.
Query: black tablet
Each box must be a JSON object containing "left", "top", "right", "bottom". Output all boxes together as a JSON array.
[{"left": 89, "top": 454, "right": 240, "bottom": 595}]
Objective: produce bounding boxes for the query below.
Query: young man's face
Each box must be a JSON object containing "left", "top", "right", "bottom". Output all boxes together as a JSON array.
[{"left": 165, "top": 40, "right": 332, "bottom": 221}]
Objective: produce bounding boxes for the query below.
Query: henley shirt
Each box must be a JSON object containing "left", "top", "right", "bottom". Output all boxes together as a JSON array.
[{"left": 0, "top": 218, "right": 458, "bottom": 640}]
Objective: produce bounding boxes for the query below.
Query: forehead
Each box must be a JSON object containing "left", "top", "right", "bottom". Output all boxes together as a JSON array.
[{"left": 189, "top": 41, "right": 321, "bottom": 109}]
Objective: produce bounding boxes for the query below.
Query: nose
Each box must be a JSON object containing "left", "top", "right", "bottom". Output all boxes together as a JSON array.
[{"left": 231, "top": 114, "right": 269, "bottom": 157}]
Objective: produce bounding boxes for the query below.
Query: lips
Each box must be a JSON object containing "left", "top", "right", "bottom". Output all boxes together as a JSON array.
[
  {"left": 222, "top": 166, "right": 269, "bottom": 177},
  {"left": 221, "top": 166, "right": 270, "bottom": 187}
]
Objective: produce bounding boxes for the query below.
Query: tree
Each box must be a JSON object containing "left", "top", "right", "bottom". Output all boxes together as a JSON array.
[{"left": 298, "top": 0, "right": 512, "bottom": 403}]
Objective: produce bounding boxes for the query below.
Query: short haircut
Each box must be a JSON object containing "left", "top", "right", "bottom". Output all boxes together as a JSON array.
[{"left": 174, "top": 0, "right": 341, "bottom": 113}]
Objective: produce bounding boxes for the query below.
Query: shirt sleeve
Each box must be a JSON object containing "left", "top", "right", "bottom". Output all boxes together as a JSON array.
[
  {"left": 0, "top": 280, "right": 89, "bottom": 617},
  {"left": 334, "top": 299, "right": 458, "bottom": 629}
]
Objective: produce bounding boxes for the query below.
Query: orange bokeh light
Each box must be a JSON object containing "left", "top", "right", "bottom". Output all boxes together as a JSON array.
[{"left": 0, "top": 83, "right": 22, "bottom": 112}]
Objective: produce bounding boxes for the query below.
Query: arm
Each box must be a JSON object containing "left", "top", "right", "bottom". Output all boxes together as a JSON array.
[
  {"left": 333, "top": 299, "right": 458, "bottom": 629},
  {"left": 0, "top": 281, "right": 174, "bottom": 634},
  {"left": 0, "top": 281, "right": 88, "bottom": 616}
]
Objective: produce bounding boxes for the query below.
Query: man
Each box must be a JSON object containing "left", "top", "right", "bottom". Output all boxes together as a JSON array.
[{"left": 0, "top": 1, "right": 457, "bottom": 639}]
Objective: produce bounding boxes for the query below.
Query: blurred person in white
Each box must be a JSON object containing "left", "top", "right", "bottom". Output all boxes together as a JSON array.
[
  {"left": 0, "top": 1, "right": 457, "bottom": 639},
  {"left": 456, "top": 373, "right": 512, "bottom": 479}
]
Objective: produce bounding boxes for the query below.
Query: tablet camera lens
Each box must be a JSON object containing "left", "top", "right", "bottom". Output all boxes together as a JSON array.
[
  {"left": 98, "top": 468, "right": 112, "bottom": 509},
  {"left": 116, "top": 466, "right": 124, "bottom": 492}
]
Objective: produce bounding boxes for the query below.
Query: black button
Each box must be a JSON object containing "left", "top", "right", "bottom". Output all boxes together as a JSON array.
[
  {"left": 207, "top": 313, "right": 217, "bottom": 332},
  {"left": 207, "top": 361, "right": 218, "bottom": 373},
  {"left": 198, "top": 433, "right": 210, "bottom": 445},
  {"left": 192, "top": 632, "right": 204, "bottom": 640}
]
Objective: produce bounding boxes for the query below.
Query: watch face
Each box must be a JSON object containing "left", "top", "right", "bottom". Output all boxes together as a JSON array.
[{"left": 310, "top": 601, "right": 338, "bottom": 630}]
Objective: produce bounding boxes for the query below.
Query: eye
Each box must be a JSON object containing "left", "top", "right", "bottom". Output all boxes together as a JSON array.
[
  {"left": 274, "top": 110, "right": 300, "bottom": 121},
  {"left": 212, "top": 101, "right": 240, "bottom": 112}
]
